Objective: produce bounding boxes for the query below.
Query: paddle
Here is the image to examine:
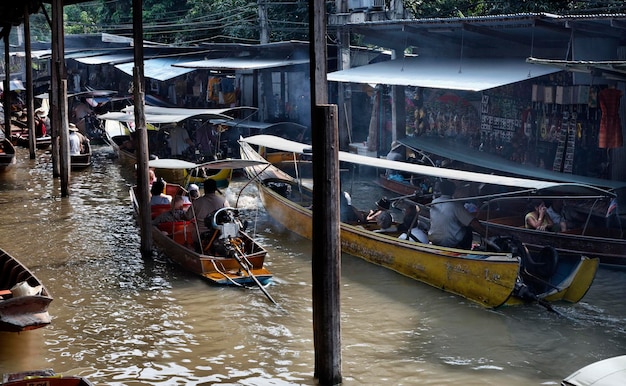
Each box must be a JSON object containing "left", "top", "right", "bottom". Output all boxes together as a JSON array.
[{"left": 230, "top": 241, "right": 278, "bottom": 306}]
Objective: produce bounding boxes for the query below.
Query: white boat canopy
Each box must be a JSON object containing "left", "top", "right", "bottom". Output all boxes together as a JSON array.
[
  {"left": 562, "top": 355, "right": 626, "bottom": 386},
  {"left": 327, "top": 57, "right": 560, "bottom": 91},
  {"left": 97, "top": 111, "right": 233, "bottom": 124},
  {"left": 172, "top": 57, "right": 309, "bottom": 70},
  {"left": 149, "top": 158, "right": 268, "bottom": 170},
  {"left": 121, "top": 105, "right": 258, "bottom": 117},
  {"left": 241, "top": 134, "right": 615, "bottom": 196}
]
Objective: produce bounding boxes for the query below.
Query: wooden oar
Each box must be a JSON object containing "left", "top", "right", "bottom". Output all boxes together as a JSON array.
[{"left": 231, "top": 241, "right": 278, "bottom": 305}]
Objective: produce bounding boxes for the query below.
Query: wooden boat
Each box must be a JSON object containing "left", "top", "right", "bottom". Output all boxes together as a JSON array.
[
  {"left": 2, "top": 369, "right": 94, "bottom": 386},
  {"left": 369, "top": 141, "right": 626, "bottom": 268},
  {"left": 240, "top": 136, "right": 599, "bottom": 309},
  {"left": 71, "top": 139, "right": 92, "bottom": 170},
  {"left": 562, "top": 355, "right": 626, "bottom": 386},
  {"left": 99, "top": 106, "right": 256, "bottom": 187},
  {"left": 13, "top": 134, "right": 52, "bottom": 150},
  {"left": 0, "top": 138, "right": 16, "bottom": 172},
  {"left": 469, "top": 189, "right": 626, "bottom": 268},
  {"left": 129, "top": 159, "right": 276, "bottom": 302},
  {"left": 0, "top": 248, "right": 53, "bottom": 332}
]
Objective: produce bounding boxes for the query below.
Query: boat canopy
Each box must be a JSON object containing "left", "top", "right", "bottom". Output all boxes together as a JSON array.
[
  {"left": 240, "top": 134, "right": 616, "bottom": 196},
  {"left": 97, "top": 111, "right": 233, "bottom": 124},
  {"left": 149, "top": 158, "right": 268, "bottom": 170},
  {"left": 121, "top": 105, "right": 258, "bottom": 117},
  {"left": 398, "top": 135, "right": 626, "bottom": 191}
]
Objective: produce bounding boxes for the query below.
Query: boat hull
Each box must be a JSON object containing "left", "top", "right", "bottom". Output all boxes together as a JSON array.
[
  {"left": 130, "top": 186, "right": 271, "bottom": 286},
  {"left": 479, "top": 215, "right": 626, "bottom": 268},
  {"left": 240, "top": 139, "right": 598, "bottom": 308},
  {"left": 257, "top": 177, "right": 519, "bottom": 307},
  {"left": 71, "top": 141, "right": 92, "bottom": 170},
  {"left": 0, "top": 139, "right": 17, "bottom": 172},
  {"left": 0, "top": 249, "right": 53, "bottom": 332}
]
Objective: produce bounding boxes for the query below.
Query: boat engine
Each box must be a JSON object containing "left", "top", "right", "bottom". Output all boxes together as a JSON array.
[{"left": 203, "top": 207, "right": 246, "bottom": 257}]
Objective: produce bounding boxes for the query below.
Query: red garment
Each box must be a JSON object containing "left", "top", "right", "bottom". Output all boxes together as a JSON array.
[{"left": 599, "top": 87, "right": 623, "bottom": 148}]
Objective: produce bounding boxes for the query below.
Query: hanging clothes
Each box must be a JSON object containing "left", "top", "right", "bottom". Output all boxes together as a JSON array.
[{"left": 598, "top": 86, "right": 624, "bottom": 148}]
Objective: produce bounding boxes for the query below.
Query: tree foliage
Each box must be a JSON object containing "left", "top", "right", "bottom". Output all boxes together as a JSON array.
[
  {"left": 43, "top": 0, "right": 626, "bottom": 44},
  {"left": 403, "top": 0, "right": 626, "bottom": 18}
]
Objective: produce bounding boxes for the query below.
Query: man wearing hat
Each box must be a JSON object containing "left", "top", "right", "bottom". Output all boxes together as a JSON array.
[
  {"left": 366, "top": 197, "right": 395, "bottom": 232},
  {"left": 69, "top": 123, "right": 82, "bottom": 155},
  {"left": 184, "top": 178, "right": 230, "bottom": 251}
]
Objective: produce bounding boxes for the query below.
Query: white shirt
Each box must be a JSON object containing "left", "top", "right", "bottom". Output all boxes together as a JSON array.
[
  {"left": 167, "top": 127, "right": 191, "bottom": 156},
  {"left": 69, "top": 132, "right": 81, "bottom": 155}
]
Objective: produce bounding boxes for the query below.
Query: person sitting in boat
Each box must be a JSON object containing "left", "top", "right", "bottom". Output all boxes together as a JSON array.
[
  {"left": 385, "top": 141, "right": 404, "bottom": 181},
  {"left": 396, "top": 202, "right": 429, "bottom": 243},
  {"left": 69, "top": 124, "right": 82, "bottom": 155},
  {"left": 183, "top": 178, "right": 230, "bottom": 252},
  {"left": 34, "top": 107, "right": 47, "bottom": 137},
  {"left": 340, "top": 191, "right": 365, "bottom": 224},
  {"left": 150, "top": 178, "right": 173, "bottom": 205},
  {"left": 367, "top": 197, "right": 396, "bottom": 232},
  {"left": 165, "top": 124, "right": 195, "bottom": 159},
  {"left": 546, "top": 200, "right": 568, "bottom": 232},
  {"left": 121, "top": 132, "right": 137, "bottom": 152},
  {"left": 152, "top": 195, "right": 187, "bottom": 225},
  {"left": 182, "top": 183, "right": 200, "bottom": 204},
  {"left": 525, "top": 199, "right": 555, "bottom": 232},
  {"left": 428, "top": 179, "right": 485, "bottom": 249}
]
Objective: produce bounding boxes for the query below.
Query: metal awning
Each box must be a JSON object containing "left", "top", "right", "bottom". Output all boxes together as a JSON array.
[
  {"left": 327, "top": 57, "right": 561, "bottom": 91},
  {"left": 0, "top": 79, "right": 25, "bottom": 91},
  {"left": 526, "top": 57, "right": 626, "bottom": 81},
  {"left": 173, "top": 57, "right": 309, "bottom": 70},
  {"left": 76, "top": 53, "right": 135, "bottom": 65},
  {"left": 115, "top": 57, "right": 197, "bottom": 81}
]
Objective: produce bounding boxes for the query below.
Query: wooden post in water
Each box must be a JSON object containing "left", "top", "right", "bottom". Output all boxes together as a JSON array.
[
  {"left": 50, "top": 0, "right": 63, "bottom": 179},
  {"left": 133, "top": 0, "right": 152, "bottom": 255},
  {"left": 23, "top": 5, "right": 36, "bottom": 159},
  {"left": 311, "top": 105, "right": 342, "bottom": 385},
  {"left": 59, "top": 80, "right": 70, "bottom": 196},
  {"left": 310, "top": 0, "right": 341, "bottom": 384},
  {"left": 2, "top": 33, "right": 10, "bottom": 139}
]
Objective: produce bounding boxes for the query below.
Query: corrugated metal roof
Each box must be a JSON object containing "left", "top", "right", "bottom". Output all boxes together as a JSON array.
[
  {"left": 327, "top": 56, "right": 560, "bottom": 91},
  {"left": 115, "top": 57, "right": 197, "bottom": 81},
  {"left": 173, "top": 57, "right": 309, "bottom": 70},
  {"left": 76, "top": 53, "right": 136, "bottom": 65}
]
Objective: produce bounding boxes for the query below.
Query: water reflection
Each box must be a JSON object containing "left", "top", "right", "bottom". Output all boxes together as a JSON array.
[{"left": 0, "top": 146, "right": 625, "bottom": 385}]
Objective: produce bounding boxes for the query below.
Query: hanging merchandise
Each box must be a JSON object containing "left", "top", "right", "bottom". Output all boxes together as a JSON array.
[{"left": 598, "top": 86, "right": 624, "bottom": 149}]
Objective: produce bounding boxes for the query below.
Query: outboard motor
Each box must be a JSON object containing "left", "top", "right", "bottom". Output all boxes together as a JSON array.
[{"left": 522, "top": 246, "right": 559, "bottom": 280}]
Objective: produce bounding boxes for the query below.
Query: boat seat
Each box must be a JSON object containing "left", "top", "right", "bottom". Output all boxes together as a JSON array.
[
  {"left": 151, "top": 204, "right": 172, "bottom": 219},
  {"left": 158, "top": 221, "right": 194, "bottom": 246}
]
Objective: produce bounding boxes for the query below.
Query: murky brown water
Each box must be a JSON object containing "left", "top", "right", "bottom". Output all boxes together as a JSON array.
[{"left": 0, "top": 145, "right": 625, "bottom": 385}]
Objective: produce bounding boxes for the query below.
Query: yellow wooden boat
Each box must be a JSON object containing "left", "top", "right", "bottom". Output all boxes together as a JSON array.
[{"left": 239, "top": 136, "right": 599, "bottom": 309}]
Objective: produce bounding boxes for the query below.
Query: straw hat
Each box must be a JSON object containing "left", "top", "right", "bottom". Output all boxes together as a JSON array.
[
  {"left": 69, "top": 123, "right": 79, "bottom": 132},
  {"left": 35, "top": 107, "right": 47, "bottom": 116}
]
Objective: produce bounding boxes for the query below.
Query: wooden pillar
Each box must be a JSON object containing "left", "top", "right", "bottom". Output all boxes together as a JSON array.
[
  {"left": 51, "top": 0, "right": 69, "bottom": 196},
  {"left": 24, "top": 4, "right": 36, "bottom": 159},
  {"left": 2, "top": 32, "right": 10, "bottom": 139},
  {"left": 133, "top": 0, "right": 152, "bottom": 255},
  {"left": 311, "top": 105, "right": 342, "bottom": 385},
  {"left": 391, "top": 84, "right": 406, "bottom": 144},
  {"left": 310, "top": 0, "right": 341, "bottom": 384}
]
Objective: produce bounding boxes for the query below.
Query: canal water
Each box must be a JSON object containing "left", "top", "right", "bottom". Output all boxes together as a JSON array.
[{"left": 0, "top": 145, "right": 625, "bottom": 385}]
